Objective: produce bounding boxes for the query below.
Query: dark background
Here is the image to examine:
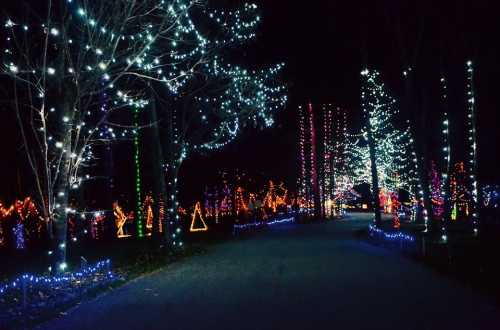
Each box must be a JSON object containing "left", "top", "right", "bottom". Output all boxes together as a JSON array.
[
  {"left": 180, "top": 0, "right": 500, "bottom": 201},
  {"left": 1, "top": 0, "right": 499, "bottom": 206}
]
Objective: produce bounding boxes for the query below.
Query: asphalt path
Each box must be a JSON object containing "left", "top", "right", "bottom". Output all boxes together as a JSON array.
[{"left": 40, "top": 213, "right": 500, "bottom": 330}]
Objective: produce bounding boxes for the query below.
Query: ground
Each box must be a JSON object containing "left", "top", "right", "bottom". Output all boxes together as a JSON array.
[{"left": 38, "top": 213, "right": 500, "bottom": 330}]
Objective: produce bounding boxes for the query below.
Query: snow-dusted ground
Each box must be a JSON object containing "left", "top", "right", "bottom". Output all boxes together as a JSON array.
[{"left": 39, "top": 213, "right": 500, "bottom": 330}]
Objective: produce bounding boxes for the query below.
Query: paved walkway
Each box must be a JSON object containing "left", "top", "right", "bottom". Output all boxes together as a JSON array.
[{"left": 40, "top": 214, "right": 500, "bottom": 330}]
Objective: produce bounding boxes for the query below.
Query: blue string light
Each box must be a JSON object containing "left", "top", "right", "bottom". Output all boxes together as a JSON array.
[
  {"left": 368, "top": 224, "right": 415, "bottom": 243},
  {"left": 233, "top": 216, "right": 295, "bottom": 232},
  {"left": 13, "top": 223, "right": 25, "bottom": 250},
  {"left": 0, "top": 259, "right": 114, "bottom": 296},
  {"left": 483, "top": 185, "right": 500, "bottom": 209}
]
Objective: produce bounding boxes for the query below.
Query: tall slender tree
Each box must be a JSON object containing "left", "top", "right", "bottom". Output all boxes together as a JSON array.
[{"left": 357, "top": 69, "right": 414, "bottom": 227}]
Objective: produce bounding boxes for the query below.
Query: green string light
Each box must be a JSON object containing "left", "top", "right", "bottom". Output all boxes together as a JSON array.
[{"left": 134, "top": 106, "right": 144, "bottom": 238}]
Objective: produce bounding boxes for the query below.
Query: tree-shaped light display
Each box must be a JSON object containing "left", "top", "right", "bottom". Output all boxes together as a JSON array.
[{"left": 348, "top": 69, "right": 414, "bottom": 226}]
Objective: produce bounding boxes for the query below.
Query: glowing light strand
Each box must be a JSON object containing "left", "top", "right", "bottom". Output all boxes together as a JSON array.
[
  {"left": 466, "top": 61, "right": 479, "bottom": 234},
  {"left": 0, "top": 259, "right": 114, "bottom": 296}
]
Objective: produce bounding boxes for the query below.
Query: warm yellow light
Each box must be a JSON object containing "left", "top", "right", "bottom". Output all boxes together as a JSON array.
[
  {"left": 190, "top": 202, "right": 208, "bottom": 232},
  {"left": 144, "top": 196, "right": 154, "bottom": 230},
  {"left": 113, "top": 202, "right": 130, "bottom": 238}
]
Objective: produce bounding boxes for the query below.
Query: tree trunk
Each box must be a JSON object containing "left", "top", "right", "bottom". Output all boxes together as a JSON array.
[
  {"left": 149, "top": 101, "right": 167, "bottom": 244},
  {"left": 367, "top": 130, "right": 382, "bottom": 227},
  {"left": 51, "top": 143, "right": 71, "bottom": 273},
  {"left": 51, "top": 43, "right": 73, "bottom": 272},
  {"left": 420, "top": 158, "right": 434, "bottom": 232},
  {"left": 104, "top": 142, "right": 114, "bottom": 215},
  {"left": 162, "top": 103, "right": 182, "bottom": 247},
  {"left": 165, "top": 161, "right": 181, "bottom": 247}
]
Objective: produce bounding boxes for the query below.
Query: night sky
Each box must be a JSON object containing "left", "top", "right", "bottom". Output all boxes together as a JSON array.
[
  {"left": 1, "top": 0, "right": 499, "bottom": 203},
  {"left": 181, "top": 0, "right": 500, "bottom": 200}
]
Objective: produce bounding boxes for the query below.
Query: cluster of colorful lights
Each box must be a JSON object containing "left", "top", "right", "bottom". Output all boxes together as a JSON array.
[
  {"left": 262, "top": 181, "right": 289, "bottom": 214},
  {"left": 0, "top": 197, "right": 42, "bottom": 248},
  {"left": 353, "top": 64, "right": 483, "bottom": 235},
  {"left": 0, "top": 198, "right": 39, "bottom": 221},
  {"left": 450, "top": 162, "right": 471, "bottom": 221},
  {"left": 430, "top": 161, "right": 445, "bottom": 219},
  {"left": 298, "top": 103, "right": 350, "bottom": 218},
  {"left": 199, "top": 180, "right": 291, "bottom": 231}
]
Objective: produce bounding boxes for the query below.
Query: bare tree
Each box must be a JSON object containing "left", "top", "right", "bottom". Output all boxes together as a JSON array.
[
  {"left": 2, "top": 0, "right": 202, "bottom": 271},
  {"left": 117, "top": 1, "right": 287, "bottom": 246}
]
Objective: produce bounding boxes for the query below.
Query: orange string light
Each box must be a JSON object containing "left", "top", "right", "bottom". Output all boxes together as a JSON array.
[{"left": 113, "top": 202, "right": 129, "bottom": 238}]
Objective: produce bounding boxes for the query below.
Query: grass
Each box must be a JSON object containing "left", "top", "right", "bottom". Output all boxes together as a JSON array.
[
  {"left": 364, "top": 218, "right": 500, "bottom": 304},
  {"left": 0, "top": 237, "right": 209, "bottom": 329}
]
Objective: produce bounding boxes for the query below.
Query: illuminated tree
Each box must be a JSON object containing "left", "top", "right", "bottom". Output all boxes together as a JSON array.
[
  {"left": 320, "top": 104, "right": 334, "bottom": 218},
  {"left": 354, "top": 69, "right": 414, "bottom": 226},
  {"left": 2, "top": 0, "right": 210, "bottom": 271},
  {"left": 297, "top": 103, "right": 321, "bottom": 218},
  {"left": 150, "top": 4, "right": 287, "bottom": 247},
  {"left": 297, "top": 104, "right": 313, "bottom": 214},
  {"left": 298, "top": 104, "right": 347, "bottom": 218}
]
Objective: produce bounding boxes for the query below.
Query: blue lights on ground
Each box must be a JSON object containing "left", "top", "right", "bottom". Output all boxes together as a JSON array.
[
  {"left": 0, "top": 259, "right": 114, "bottom": 296},
  {"left": 233, "top": 216, "right": 295, "bottom": 232},
  {"left": 368, "top": 224, "right": 415, "bottom": 243}
]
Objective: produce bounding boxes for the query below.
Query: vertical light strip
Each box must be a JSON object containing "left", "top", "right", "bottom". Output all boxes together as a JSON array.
[
  {"left": 298, "top": 105, "right": 307, "bottom": 210},
  {"left": 466, "top": 61, "right": 479, "bottom": 234},
  {"left": 440, "top": 76, "right": 450, "bottom": 240},
  {"left": 308, "top": 103, "right": 318, "bottom": 217},
  {"left": 133, "top": 106, "right": 144, "bottom": 238}
]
